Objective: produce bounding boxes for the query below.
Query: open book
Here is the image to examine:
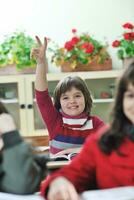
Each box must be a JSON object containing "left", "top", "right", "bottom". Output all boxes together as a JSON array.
[
  {"left": 51, "top": 152, "right": 77, "bottom": 161},
  {"left": 80, "top": 186, "right": 134, "bottom": 200},
  {"left": 46, "top": 152, "right": 77, "bottom": 170}
]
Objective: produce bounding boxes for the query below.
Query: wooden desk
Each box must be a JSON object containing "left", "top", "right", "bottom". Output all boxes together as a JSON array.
[{"left": 46, "top": 160, "right": 69, "bottom": 170}]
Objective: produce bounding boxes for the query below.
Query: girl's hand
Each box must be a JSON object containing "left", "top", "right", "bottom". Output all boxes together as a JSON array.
[
  {"left": 31, "top": 36, "right": 47, "bottom": 64},
  {"left": 0, "top": 113, "right": 16, "bottom": 135},
  {"left": 47, "top": 177, "right": 79, "bottom": 200}
]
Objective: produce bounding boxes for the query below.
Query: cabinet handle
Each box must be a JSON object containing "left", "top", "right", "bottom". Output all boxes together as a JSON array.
[
  {"left": 20, "top": 104, "right": 25, "bottom": 109},
  {"left": 27, "top": 104, "right": 33, "bottom": 109}
]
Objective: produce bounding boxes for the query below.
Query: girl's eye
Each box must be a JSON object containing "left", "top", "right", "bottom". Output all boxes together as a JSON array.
[
  {"left": 75, "top": 94, "right": 81, "bottom": 98},
  {"left": 62, "top": 96, "right": 68, "bottom": 100},
  {"left": 124, "top": 92, "right": 134, "bottom": 98}
]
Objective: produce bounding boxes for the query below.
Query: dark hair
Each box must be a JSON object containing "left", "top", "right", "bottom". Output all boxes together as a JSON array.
[
  {"left": 53, "top": 76, "right": 93, "bottom": 115},
  {"left": 0, "top": 101, "right": 8, "bottom": 114},
  {"left": 99, "top": 62, "right": 134, "bottom": 154}
]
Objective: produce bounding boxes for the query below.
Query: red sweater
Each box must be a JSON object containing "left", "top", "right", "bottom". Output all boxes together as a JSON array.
[
  {"left": 36, "top": 90, "right": 104, "bottom": 155},
  {"left": 40, "top": 126, "right": 134, "bottom": 197}
]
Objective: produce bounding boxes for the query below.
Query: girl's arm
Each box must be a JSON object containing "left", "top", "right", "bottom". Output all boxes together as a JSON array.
[
  {"left": 31, "top": 36, "right": 48, "bottom": 91},
  {"left": 41, "top": 135, "right": 97, "bottom": 198}
]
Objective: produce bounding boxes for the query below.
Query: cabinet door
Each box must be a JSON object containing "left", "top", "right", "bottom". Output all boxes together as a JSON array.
[
  {"left": 0, "top": 75, "right": 27, "bottom": 134},
  {"left": 85, "top": 77, "right": 115, "bottom": 122},
  {"left": 25, "top": 75, "right": 48, "bottom": 136}
]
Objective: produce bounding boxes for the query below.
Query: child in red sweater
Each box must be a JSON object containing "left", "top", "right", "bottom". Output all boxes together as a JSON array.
[
  {"left": 40, "top": 62, "right": 134, "bottom": 200},
  {"left": 31, "top": 37, "right": 104, "bottom": 156}
]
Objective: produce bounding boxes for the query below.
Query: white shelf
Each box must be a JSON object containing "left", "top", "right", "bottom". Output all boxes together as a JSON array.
[
  {"left": 0, "top": 70, "right": 123, "bottom": 82},
  {"left": 46, "top": 70, "right": 123, "bottom": 81},
  {"left": 93, "top": 98, "right": 114, "bottom": 103},
  {"left": 34, "top": 98, "right": 114, "bottom": 103},
  {"left": 0, "top": 98, "right": 18, "bottom": 104}
]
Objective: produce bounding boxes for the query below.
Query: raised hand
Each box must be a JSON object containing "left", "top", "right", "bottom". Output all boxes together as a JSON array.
[{"left": 31, "top": 36, "right": 47, "bottom": 64}]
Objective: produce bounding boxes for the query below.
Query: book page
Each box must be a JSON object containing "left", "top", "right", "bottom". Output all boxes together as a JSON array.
[
  {"left": 80, "top": 186, "right": 134, "bottom": 200},
  {"left": 0, "top": 192, "right": 44, "bottom": 200},
  {"left": 50, "top": 154, "right": 69, "bottom": 161},
  {"left": 50, "top": 152, "right": 78, "bottom": 161}
]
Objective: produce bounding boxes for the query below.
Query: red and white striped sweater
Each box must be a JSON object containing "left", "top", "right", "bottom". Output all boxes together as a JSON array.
[{"left": 36, "top": 89, "right": 105, "bottom": 155}]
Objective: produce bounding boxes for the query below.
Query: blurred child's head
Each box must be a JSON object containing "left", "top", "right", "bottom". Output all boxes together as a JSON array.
[
  {"left": 112, "top": 62, "right": 134, "bottom": 125},
  {"left": 99, "top": 63, "right": 134, "bottom": 153},
  {"left": 53, "top": 76, "right": 93, "bottom": 116},
  {"left": 0, "top": 101, "right": 8, "bottom": 114}
]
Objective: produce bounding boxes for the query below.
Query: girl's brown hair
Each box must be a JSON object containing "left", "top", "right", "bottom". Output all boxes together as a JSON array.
[
  {"left": 99, "top": 62, "right": 134, "bottom": 154},
  {"left": 53, "top": 76, "right": 93, "bottom": 115}
]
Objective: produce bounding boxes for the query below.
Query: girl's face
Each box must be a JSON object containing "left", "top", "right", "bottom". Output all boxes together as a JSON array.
[
  {"left": 123, "top": 83, "right": 134, "bottom": 124},
  {"left": 60, "top": 87, "right": 85, "bottom": 116}
]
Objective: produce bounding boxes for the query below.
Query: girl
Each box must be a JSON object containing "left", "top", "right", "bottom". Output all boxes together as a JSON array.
[
  {"left": 40, "top": 62, "right": 134, "bottom": 200},
  {"left": 31, "top": 37, "right": 104, "bottom": 156}
]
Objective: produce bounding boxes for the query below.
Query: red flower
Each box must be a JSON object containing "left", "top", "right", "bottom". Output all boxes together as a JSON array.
[
  {"left": 71, "top": 37, "right": 80, "bottom": 45},
  {"left": 85, "top": 44, "right": 94, "bottom": 54},
  {"left": 130, "top": 32, "right": 134, "bottom": 40},
  {"left": 123, "top": 32, "right": 133, "bottom": 41},
  {"left": 112, "top": 40, "right": 120, "bottom": 47},
  {"left": 123, "top": 23, "right": 133, "bottom": 29},
  {"left": 64, "top": 41, "right": 74, "bottom": 51},
  {"left": 72, "top": 29, "right": 77, "bottom": 33},
  {"left": 81, "top": 42, "right": 94, "bottom": 53},
  {"left": 81, "top": 42, "right": 89, "bottom": 49},
  {"left": 51, "top": 28, "right": 110, "bottom": 67}
]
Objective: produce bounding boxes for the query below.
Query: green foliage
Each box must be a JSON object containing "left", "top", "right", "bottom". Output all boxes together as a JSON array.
[
  {"left": 0, "top": 31, "right": 36, "bottom": 69},
  {"left": 112, "top": 22, "right": 134, "bottom": 60}
]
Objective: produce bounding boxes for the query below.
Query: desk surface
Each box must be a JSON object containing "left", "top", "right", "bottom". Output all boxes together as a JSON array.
[
  {"left": 80, "top": 186, "right": 134, "bottom": 200},
  {"left": 0, "top": 192, "right": 44, "bottom": 200}
]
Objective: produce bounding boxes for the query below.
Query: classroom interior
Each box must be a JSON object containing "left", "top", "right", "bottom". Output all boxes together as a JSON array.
[{"left": 0, "top": 0, "right": 133, "bottom": 148}]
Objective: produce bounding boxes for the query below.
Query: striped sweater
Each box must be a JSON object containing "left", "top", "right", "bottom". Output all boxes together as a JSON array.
[{"left": 36, "top": 89, "right": 105, "bottom": 155}]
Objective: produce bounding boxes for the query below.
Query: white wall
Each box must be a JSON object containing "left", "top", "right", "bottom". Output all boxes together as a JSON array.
[{"left": 0, "top": 0, "right": 134, "bottom": 70}]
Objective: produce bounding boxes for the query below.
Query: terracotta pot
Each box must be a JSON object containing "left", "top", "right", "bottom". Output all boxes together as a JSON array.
[
  {"left": 0, "top": 65, "right": 36, "bottom": 75},
  {"left": 61, "top": 59, "right": 112, "bottom": 72},
  {"left": 123, "top": 57, "right": 134, "bottom": 68}
]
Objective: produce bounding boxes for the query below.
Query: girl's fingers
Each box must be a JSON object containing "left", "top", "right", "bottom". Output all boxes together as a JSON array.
[
  {"left": 35, "top": 35, "right": 42, "bottom": 46},
  {"left": 44, "top": 37, "right": 47, "bottom": 50},
  {"left": 30, "top": 48, "right": 38, "bottom": 59}
]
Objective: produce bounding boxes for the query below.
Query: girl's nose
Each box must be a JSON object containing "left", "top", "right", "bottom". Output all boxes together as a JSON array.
[{"left": 70, "top": 98, "right": 76, "bottom": 103}]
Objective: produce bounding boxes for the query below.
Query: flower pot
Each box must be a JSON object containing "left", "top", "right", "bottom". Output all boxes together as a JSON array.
[
  {"left": 0, "top": 65, "right": 36, "bottom": 75},
  {"left": 123, "top": 57, "right": 134, "bottom": 68},
  {"left": 61, "top": 59, "right": 112, "bottom": 72}
]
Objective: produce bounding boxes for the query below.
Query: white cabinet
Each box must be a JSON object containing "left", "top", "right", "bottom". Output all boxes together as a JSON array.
[
  {"left": 0, "top": 70, "right": 122, "bottom": 136},
  {"left": 0, "top": 75, "right": 45, "bottom": 136}
]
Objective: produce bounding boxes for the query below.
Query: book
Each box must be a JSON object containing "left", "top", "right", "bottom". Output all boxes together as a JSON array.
[
  {"left": 46, "top": 152, "right": 77, "bottom": 170},
  {"left": 80, "top": 186, "right": 134, "bottom": 200},
  {"left": 0, "top": 192, "right": 44, "bottom": 200},
  {"left": 50, "top": 152, "right": 77, "bottom": 161}
]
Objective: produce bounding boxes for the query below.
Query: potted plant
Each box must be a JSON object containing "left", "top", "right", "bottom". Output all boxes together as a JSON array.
[
  {"left": 112, "top": 22, "right": 134, "bottom": 67},
  {"left": 49, "top": 29, "right": 112, "bottom": 72},
  {"left": 0, "top": 31, "right": 36, "bottom": 74}
]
